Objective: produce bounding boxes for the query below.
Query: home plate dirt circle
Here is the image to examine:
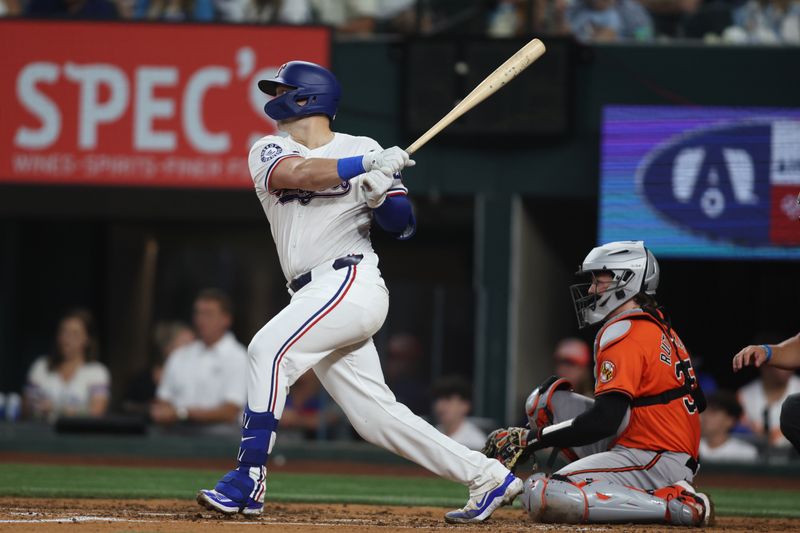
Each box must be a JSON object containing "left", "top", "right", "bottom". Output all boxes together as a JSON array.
[{"left": 0, "top": 498, "right": 797, "bottom": 532}]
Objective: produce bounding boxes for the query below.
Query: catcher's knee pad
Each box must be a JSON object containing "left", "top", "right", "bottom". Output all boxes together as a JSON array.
[{"left": 525, "top": 376, "right": 574, "bottom": 433}]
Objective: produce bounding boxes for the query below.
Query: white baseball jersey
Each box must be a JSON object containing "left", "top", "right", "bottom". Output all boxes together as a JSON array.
[
  {"left": 248, "top": 132, "right": 407, "bottom": 281},
  {"left": 228, "top": 128, "right": 512, "bottom": 505}
]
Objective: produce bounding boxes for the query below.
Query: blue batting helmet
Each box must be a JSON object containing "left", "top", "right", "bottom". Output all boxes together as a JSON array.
[{"left": 258, "top": 61, "right": 341, "bottom": 121}]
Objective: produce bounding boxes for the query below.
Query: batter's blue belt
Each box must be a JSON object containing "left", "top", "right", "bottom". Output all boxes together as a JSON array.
[{"left": 288, "top": 254, "right": 364, "bottom": 294}]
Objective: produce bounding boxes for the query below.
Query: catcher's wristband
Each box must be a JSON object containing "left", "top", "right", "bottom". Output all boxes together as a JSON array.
[
  {"left": 762, "top": 344, "right": 773, "bottom": 362},
  {"left": 337, "top": 156, "right": 366, "bottom": 181}
]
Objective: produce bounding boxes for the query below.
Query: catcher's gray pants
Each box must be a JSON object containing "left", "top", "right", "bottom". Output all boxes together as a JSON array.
[{"left": 549, "top": 390, "right": 696, "bottom": 489}]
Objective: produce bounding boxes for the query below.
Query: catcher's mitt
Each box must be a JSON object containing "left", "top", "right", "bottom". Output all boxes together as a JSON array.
[{"left": 481, "top": 427, "right": 533, "bottom": 472}]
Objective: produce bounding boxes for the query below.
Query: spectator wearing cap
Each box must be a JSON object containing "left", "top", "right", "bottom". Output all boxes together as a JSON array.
[
  {"left": 700, "top": 391, "right": 758, "bottom": 461},
  {"left": 151, "top": 289, "right": 247, "bottom": 426},
  {"left": 431, "top": 376, "right": 487, "bottom": 450},
  {"left": 24, "top": 309, "right": 110, "bottom": 421},
  {"left": 554, "top": 338, "right": 594, "bottom": 398}
]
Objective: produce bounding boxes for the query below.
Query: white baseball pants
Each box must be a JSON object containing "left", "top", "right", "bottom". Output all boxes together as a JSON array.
[{"left": 246, "top": 253, "right": 509, "bottom": 494}]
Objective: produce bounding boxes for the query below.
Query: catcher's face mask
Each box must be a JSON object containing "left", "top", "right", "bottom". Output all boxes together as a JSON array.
[{"left": 570, "top": 270, "right": 635, "bottom": 328}]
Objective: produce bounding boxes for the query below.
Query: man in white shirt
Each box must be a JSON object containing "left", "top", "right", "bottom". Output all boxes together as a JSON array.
[
  {"left": 432, "top": 376, "right": 487, "bottom": 451},
  {"left": 733, "top": 332, "right": 800, "bottom": 453},
  {"left": 737, "top": 361, "right": 800, "bottom": 448},
  {"left": 151, "top": 289, "right": 247, "bottom": 425},
  {"left": 699, "top": 391, "right": 758, "bottom": 462}
]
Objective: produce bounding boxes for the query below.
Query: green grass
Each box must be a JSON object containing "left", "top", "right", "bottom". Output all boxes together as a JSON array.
[{"left": 0, "top": 463, "right": 798, "bottom": 518}]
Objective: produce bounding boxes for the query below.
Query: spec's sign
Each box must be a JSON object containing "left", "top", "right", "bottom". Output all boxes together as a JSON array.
[
  {"left": 600, "top": 106, "right": 800, "bottom": 260},
  {"left": 0, "top": 20, "right": 330, "bottom": 189}
]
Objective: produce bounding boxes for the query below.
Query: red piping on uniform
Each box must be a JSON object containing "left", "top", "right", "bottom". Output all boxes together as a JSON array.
[
  {"left": 563, "top": 452, "right": 663, "bottom": 477},
  {"left": 268, "top": 265, "right": 357, "bottom": 412}
]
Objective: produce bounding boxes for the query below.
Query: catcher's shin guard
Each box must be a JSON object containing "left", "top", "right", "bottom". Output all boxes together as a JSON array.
[{"left": 522, "top": 475, "right": 705, "bottom": 526}]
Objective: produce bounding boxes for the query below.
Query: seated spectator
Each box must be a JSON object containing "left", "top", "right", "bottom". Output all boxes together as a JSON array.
[
  {"left": 384, "top": 333, "right": 428, "bottom": 415},
  {"left": 279, "top": 370, "right": 342, "bottom": 439},
  {"left": 1, "top": 0, "right": 22, "bottom": 16},
  {"left": 133, "top": 0, "right": 213, "bottom": 21},
  {"left": 241, "top": 0, "right": 310, "bottom": 23},
  {"left": 122, "top": 321, "right": 195, "bottom": 414},
  {"left": 25, "top": 0, "right": 119, "bottom": 18},
  {"left": 432, "top": 376, "right": 486, "bottom": 450},
  {"left": 553, "top": 337, "right": 594, "bottom": 398},
  {"left": 488, "top": 0, "right": 570, "bottom": 37},
  {"left": 24, "top": 309, "right": 110, "bottom": 421},
  {"left": 738, "top": 358, "right": 800, "bottom": 448},
  {"left": 217, "top": 0, "right": 310, "bottom": 23},
  {"left": 309, "top": 0, "right": 378, "bottom": 34},
  {"left": 699, "top": 391, "right": 758, "bottom": 461},
  {"left": 724, "top": 0, "right": 800, "bottom": 44},
  {"left": 568, "top": 0, "right": 654, "bottom": 41},
  {"left": 151, "top": 289, "right": 247, "bottom": 425}
]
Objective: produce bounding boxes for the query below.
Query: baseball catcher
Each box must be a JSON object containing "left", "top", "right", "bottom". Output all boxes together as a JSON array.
[{"left": 483, "top": 241, "right": 714, "bottom": 527}]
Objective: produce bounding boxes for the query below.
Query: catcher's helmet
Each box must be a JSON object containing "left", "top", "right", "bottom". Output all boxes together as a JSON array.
[
  {"left": 570, "top": 241, "right": 660, "bottom": 328},
  {"left": 258, "top": 61, "right": 340, "bottom": 121}
]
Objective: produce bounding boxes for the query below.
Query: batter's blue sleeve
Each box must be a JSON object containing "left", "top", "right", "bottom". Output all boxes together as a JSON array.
[{"left": 374, "top": 195, "right": 416, "bottom": 240}]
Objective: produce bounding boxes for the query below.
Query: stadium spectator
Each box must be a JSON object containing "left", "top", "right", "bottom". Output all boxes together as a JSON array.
[
  {"left": 25, "top": 0, "right": 120, "bottom": 18},
  {"left": 375, "top": 0, "right": 417, "bottom": 32},
  {"left": 567, "top": 0, "right": 654, "bottom": 41},
  {"left": 384, "top": 333, "right": 428, "bottom": 415},
  {"left": 122, "top": 321, "right": 195, "bottom": 414},
  {"left": 699, "top": 391, "right": 758, "bottom": 462},
  {"left": 279, "top": 370, "right": 342, "bottom": 439},
  {"left": 487, "top": 0, "right": 571, "bottom": 37},
  {"left": 0, "top": 0, "right": 21, "bottom": 16},
  {"left": 724, "top": 0, "right": 800, "bottom": 43},
  {"left": 150, "top": 289, "right": 247, "bottom": 425},
  {"left": 133, "top": 0, "right": 213, "bottom": 20},
  {"left": 738, "top": 358, "right": 800, "bottom": 448},
  {"left": 432, "top": 375, "right": 487, "bottom": 450},
  {"left": 553, "top": 337, "right": 594, "bottom": 398},
  {"left": 24, "top": 309, "right": 110, "bottom": 421},
  {"left": 733, "top": 332, "right": 800, "bottom": 454},
  {"left": 308, "top": 0, "right": 379, "bottom": 34},
  {"left": 217, "top": 0, "right": 310, "bottom": 23}
]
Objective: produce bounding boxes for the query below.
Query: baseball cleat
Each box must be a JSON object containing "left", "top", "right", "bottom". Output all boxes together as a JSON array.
[
  {"left": 197, "top": 489, "right": 264, "bottom": 516},
  {"left": 674, "top": 480, "right": 715, "bottom": 527},
  {"left": 444, "top": 472, "right": 523, "bottom": 524},
  {"left": 197, "top": 466, "right": 266, "bottom": 516}
]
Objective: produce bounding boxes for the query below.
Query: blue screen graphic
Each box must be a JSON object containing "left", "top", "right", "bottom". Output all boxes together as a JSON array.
[{"left": 599, "top": 105, "right": 800, "bottom": 260}]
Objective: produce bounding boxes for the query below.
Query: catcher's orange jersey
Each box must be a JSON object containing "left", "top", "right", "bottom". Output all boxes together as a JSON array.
[{"left": 593, "top": 312, "right": 701, "bottom": 458}]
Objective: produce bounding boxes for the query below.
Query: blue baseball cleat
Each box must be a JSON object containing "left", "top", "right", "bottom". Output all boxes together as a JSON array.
[
  {"left": 197, "top": 466, "right": 266, "bottom": 516},
  {"left": 444, "top": 472, "right": 524, "bottom": 524}
]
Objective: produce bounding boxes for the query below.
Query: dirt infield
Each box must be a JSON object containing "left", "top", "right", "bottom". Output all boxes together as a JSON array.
[{"left": 0, "top": 498, "right": 798, "bottom": 533}]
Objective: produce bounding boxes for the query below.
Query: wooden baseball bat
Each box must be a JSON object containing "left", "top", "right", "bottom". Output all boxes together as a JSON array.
[{"left": 405, "top": 38, "right": 546, "bottom": 155}]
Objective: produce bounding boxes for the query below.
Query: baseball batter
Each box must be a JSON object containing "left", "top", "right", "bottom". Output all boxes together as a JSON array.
[
  {"left": 483, "top": 241, "right": 714, "bottom": 527},
  {"left": 196, "top": 61, "right": 521, "bottom": 523}
]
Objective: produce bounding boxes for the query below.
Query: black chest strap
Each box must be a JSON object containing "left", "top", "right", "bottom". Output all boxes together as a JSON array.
[{"left": 624, "top": 311, "right": 706, "bottom": 412}]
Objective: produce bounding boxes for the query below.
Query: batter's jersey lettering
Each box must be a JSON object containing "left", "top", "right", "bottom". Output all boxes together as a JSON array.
[
  {"left": 593, "top": 313, "right": 700, "bottom": 458},
  {"left": 248, "top": 133, "right": 407, "bottom": 281}
]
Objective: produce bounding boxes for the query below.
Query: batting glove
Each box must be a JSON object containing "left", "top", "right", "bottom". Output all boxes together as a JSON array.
[
  {"left": 360, "top": 170, "right": 394, "bottom": 209},
  {"left": 363, "top": 147, "right": 415, "bottom": 175}
]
